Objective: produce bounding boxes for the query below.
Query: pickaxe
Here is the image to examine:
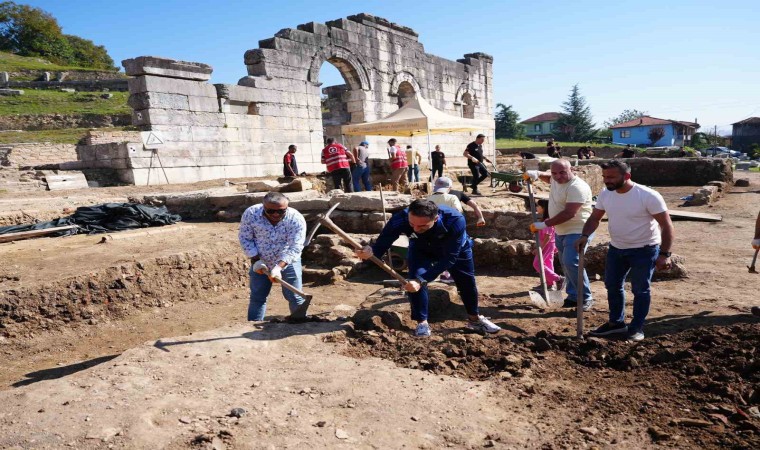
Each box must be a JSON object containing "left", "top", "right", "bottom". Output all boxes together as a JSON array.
[
  {"left": 749, "top": 248, "right": 759, "bottom": 274},
  {"left": 257, "top": 263, "right": 312, "bottom": 318},
  {"left": 306, "top": 202, "right": 408, "bottom": 285}
]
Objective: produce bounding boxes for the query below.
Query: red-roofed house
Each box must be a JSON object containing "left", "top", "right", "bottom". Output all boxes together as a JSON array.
[
  {"left": 521, "top": 112, "right": 561, "bottom": 140},
  {"left": 609, "top": 115, "right": 699, "bottom": 146}
]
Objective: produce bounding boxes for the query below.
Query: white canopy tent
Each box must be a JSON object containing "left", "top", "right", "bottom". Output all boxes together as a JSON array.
[{"left": 341, "top": 95, "right": 496, "bottom": 164}]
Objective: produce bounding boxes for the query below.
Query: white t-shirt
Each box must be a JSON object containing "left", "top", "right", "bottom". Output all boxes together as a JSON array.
[
  {"left": 427, "top": 192, "right": 463, "bottom": 212},
  {"left": 548, "top": 176, "right": 593, "bottom": 235},
  {"left": 595, "top": 183, "right": 668, "bottom": 249}
]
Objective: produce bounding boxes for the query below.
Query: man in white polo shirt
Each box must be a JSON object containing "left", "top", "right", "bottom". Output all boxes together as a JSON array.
[
  {"left": 524, "top": 159, "right": 594, "bottom": 310},
  {"left": 575, "top": 160, "right": 674, "bottom": 341}
]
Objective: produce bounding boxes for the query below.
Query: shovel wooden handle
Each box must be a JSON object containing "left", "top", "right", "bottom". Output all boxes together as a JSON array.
[
  {"left": 577, "top": 249, "right": 585, "bottom": 339},
  {"left": 319, "top": 217, "right": 408, "bottom": 284}
]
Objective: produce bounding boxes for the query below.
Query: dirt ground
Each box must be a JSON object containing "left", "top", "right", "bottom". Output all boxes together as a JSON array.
[{"left": 0, "top": 170, "right": 759, "bottom": 449}]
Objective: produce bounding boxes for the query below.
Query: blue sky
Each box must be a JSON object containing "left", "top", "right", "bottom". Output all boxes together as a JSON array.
[{"left": 19, "top": 0, "right": 760, "bottom": 135}]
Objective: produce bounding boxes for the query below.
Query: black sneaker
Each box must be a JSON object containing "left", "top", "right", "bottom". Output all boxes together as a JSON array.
[
  {"left": 589, "top": 322, "right": 628, "bottom": 337},
  {"left": 471, "top": 189, "right": 482, "bottom": 195},
  {"left": 562, "top": 298, "right": 577, "bottom": 308}
]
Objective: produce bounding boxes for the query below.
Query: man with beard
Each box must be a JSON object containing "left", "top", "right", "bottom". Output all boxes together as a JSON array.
[{"left": 576, "top": 160, "right": 674, "bottom": 341}]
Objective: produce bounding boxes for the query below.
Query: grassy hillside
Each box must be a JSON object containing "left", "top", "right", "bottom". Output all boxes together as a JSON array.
[
  {"left": 0, "top": 90, "right": 130, "bottom": 116},
  {"left": 0, "top": 51, "right": 117, "bottom": 73},
  {"left": 0, "top": 127, "right": 135, "bottom": 145}
]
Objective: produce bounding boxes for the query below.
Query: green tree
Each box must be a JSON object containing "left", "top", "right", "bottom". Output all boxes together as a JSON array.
[
  {"left": 494, "top": 103, "right": 524, "bottom": 139},
  {"left": 691, "top": 132, "right": 710, "bottom": 149},
  {"left": 648, "top": 126, "right": 666, "bottom": 145},
  {"left": 65, "top": 34, "right": 116, "bottom": 70},
  {"left": 603, "top": 109, "right": 648, "bottom": 128},
  {"left": 0, "top": 1, "right": 116, "bottom": 70},
  {"left": 553, "top": 84, "right": 597, "bottom": 142}
]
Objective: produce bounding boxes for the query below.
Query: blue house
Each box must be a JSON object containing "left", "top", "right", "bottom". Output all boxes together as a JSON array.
[{"left": 610, "top": 116, "right": 699, "bottom": 147}]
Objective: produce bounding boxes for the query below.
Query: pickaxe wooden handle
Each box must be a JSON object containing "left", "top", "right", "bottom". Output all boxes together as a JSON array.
[
  {"left": 318, "top": 216, "right": 408, "bottom": 285},
  {"left": 749, "top": 248, "right": 759, "bottom": 274},
  {"left": 260, "top": 266, "right": 313, "bottom": 300}
]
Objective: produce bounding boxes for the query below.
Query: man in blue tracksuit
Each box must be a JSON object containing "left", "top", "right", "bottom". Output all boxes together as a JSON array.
[{"left": 355, "top": 199, "right": 501, "bottom": 337}]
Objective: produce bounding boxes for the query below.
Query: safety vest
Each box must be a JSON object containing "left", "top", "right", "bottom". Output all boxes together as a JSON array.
[
  {"left": 322, "top": 144, "right": 350, "bottom": 172},
  {"left": 389, "top": 145, "right": 407, "bottom": 170}
]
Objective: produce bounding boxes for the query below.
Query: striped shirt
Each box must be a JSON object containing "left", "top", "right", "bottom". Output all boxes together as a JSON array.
[{"left": 238, "top": 204, "right": 306, "bottom": 267}]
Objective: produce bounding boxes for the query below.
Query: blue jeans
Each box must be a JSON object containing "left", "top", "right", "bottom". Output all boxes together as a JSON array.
[
  {"left": 407, "top": 246, "right": 478, "bottom": 322},
  {"left": 352, "top": 165, "right": 372, "bottom": 191},
  {"left": 555, "top": 233, "right": 593, "bottom": 303},
  {"left": 248, "top": 260, "right": 305, "bottom": 321},
  {"left": 407, "top": 165, "right": 420, "bottom": 182},
  {"left": 604, "top": 244, "right": 659, "bottom": 332}
]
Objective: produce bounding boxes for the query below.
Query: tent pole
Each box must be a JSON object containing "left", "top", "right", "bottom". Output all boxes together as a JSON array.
[
  {"left": 493, "top": 128, "right": 497, "bottom": 168},
  {"left": 426, "top": 126, "right": 432, "bottom": 182}
]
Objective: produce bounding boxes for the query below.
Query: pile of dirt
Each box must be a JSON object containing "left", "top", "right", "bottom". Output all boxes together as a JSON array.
[{"left": 344, "top": 304, "right": 759, "bottom": 448}]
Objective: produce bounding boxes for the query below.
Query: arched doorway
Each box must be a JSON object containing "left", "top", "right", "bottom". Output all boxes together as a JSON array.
[
  {"left": 462, "top": 92, "right": 475, "bottom": 119},
  {"left": 397, "top": 81, "right": 416, "bottom": 108}
]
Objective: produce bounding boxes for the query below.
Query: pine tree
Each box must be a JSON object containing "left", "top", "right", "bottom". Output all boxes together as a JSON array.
[
  {"left": 553, "top": 84, "right": 597, "bottom": 142},
  {"left": 494, "top": 103, "right": 524, "bottom": 139}
]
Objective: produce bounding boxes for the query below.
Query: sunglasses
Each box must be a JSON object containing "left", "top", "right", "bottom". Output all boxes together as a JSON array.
[{"left": 265, "top": 208, "right": 287, "bottom": 215}]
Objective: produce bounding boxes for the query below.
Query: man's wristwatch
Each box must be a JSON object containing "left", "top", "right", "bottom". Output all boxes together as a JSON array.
[
  {"left": 416, "top": 277, "right": 428, "bottom": 287},
  {"left": 660, "top": 251, "right": 672, "bottom": 258}
]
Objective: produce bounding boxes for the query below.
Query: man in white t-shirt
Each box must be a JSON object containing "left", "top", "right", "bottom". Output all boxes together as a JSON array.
[
  {"left": 524, "top": 159, "right": 594, "bottom": 310},
  {"left": 575, "top": 160, "right": 674, "bottom": 341}
]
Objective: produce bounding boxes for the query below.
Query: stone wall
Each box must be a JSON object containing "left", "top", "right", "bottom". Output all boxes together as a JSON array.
[
  {"left": 5, "top": 79, "right": 128, "bottom": 92},
  {"left": 0, "top": 114, "right": 131, "bottom": 131},
  {"left": 85, "top": 129, "right": 142, "bottom": 145},
  {"left": 0, "top": 142, "right": 78, "bottom": 168},
  {"left": 577, "top": 158, "right": 732, "bottom": 186},
  {"left": 118, "top": 13, "right": 494, "bottom": 185}
]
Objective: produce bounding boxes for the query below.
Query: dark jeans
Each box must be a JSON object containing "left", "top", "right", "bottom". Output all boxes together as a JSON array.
[
  {"left": 430, "top": 164, "right": 444, "bottom": 180},
  {"left": 407, "top": 165, "right": 420, "bottom": 182},
  {"left": 330, "top": 168, "right": 353, "bottom": 192},
  {"left": 468, "top": 162, "right": 489, "bottom": 191},
  {"left": 604, "top": 244, "right": 659, "bottom": 332},
  {"left": 352, "top": 165, "right": 372, "bottom": 191},
  {"left": 407, "top": 246, "right": 478, "bottom": 322}
]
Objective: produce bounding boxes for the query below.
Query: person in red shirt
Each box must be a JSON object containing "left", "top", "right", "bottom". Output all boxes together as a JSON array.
[
  {"left": 283, "top": 144, "right": 299, "bottom": 177},
  {"left": 387, "top": 138, "right": 408, "bottom": 191},
  {"left": 321, "top": 137, "right": 356, "bottom": 192}
]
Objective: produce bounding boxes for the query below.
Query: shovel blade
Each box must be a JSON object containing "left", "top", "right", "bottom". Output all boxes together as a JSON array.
[
  {"left": 528, "top": 290, "right": 549, "bottom": 309},
  {"left": 528, "top": 289, "right": 564, "bottom": 309}
]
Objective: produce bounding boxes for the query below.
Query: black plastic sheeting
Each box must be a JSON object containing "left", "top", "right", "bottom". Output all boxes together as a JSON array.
[{"left": 0, "top": 203, "right": 182, "bottom": 237}]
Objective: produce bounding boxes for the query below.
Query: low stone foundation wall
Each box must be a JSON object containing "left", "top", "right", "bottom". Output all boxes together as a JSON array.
[
  {"left": 576, "top": 158, "right": 732, "bottom": 186},
  {"left": 0, "top": 142, "right": 78, "bottom": 168},
  {"left": 0, "top": 114, "right": 131, "bottom": 131},
  {"left": 85, "top": 129, "right": 141, "bottom": 145},
  {"left": 5, "top": 79, "right": 129, "bottom": 92}
]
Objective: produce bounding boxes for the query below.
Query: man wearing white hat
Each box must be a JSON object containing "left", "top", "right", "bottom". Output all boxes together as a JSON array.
[{"left": 427, "top": 177, "right": 463, "bottom": 212}]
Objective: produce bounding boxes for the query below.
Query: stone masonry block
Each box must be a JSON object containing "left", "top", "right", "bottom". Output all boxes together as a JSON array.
[
  {"left": 122, "top": 56, "right": 212, "bottom": 81},
  {"left": 128, "top": 76, "right": 217, "bottom": 98},
  {"left": 127, "top": 92, "right": 189, "bottom": 110},
  {"left": 188, "top": 96, "right": 220, "bottom": 112}
]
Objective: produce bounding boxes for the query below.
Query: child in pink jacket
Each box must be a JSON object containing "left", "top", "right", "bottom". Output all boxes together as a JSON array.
[{"left": 532, "top": 199, "right": 564, "bottom": 290}]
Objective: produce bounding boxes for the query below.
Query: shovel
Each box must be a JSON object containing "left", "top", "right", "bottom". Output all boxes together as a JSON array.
[
  {"left": 525, "top": 180, "right": 564, "bottom": 308},
  {"left": 749, "top": 248, "right": 759, "bottom": 274}
]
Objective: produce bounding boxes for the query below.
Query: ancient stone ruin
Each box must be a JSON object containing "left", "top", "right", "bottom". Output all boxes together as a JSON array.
[{"left": 114, "top": 13, "right": 494, "bottom": 184}]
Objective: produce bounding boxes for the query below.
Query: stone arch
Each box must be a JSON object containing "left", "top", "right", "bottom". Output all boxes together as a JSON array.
[
  {"left": 389, "top": 71, "right": 421, "bottom": 98},
  {"left": 307, "top": 46, "right": 372, "bottom": 91},
  {"left": 454, "top": 82, "right": 469, "bottom": 104}
]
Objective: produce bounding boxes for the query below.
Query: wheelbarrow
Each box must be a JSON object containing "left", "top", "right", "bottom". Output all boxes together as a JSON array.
[{"left": 490, "top": 171, "right": 525, "bottom": 193}]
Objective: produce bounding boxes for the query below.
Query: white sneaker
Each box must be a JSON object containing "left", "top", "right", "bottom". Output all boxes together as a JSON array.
[
  {"left": 467, "top": 315, "right": 501, "bottom": 334},
  {"left": 415, "top": 322, "right": 431, "bottom": 337}
]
